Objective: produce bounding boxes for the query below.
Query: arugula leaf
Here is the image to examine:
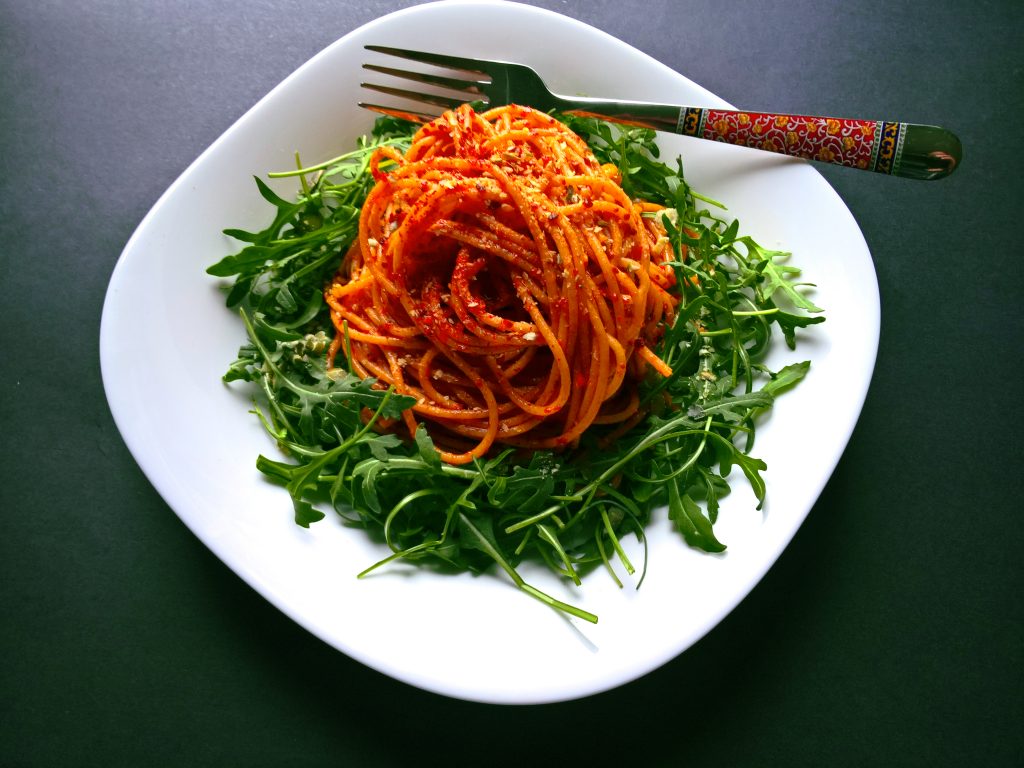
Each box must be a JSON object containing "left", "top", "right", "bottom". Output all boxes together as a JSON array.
[
  {"left": 756, "top": 248, "right": 824, "bottom": 314},
  {"left": 762, "top": 360, "right": 812, "bottom": 397},
  {"left": 293, "top": 497, "right": 327, "bottom": 528},
  {"left": 668, "top": 477, "right": 726, "bottom": 553},
  {"left": 486, "top": 451, "right": 558, "bottom": 514}
]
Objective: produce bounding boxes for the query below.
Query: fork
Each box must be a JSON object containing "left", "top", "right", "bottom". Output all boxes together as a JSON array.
[{"left": 361, "top": 45, "right": 961, "bottom": 181}]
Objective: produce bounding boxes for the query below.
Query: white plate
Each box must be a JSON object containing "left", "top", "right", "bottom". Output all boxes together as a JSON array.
[{"left": 100, "top": 0, "right": 878, "bottom": 704}]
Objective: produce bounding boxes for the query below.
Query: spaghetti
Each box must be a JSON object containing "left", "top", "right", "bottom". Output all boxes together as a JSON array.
[{"left": 325, "top": 104, "right": 680, "bottom": 464}]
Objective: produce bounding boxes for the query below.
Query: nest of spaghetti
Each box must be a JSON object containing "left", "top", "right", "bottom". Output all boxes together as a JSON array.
[{"left": 325, "top": 104, "right": 681, "bottom": 465}]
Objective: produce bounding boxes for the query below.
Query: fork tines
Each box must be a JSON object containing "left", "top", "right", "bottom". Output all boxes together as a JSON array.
[
  {"left": 360, "top": 45, "right": 493, "bottom": 121},
  {"left": 364, "top": 45, "right": 493, "bottom": 77}
]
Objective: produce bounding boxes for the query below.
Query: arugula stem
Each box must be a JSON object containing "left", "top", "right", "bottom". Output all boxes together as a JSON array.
[
  {"left": 537, "top": 524, "right": 581, "bottom": 586},
  {"left": 504, "top": 504, "right": 563, "bottom": 534},
  {"left": 579, "top": 413, "right": 713, "bottom": 496},
  {"left": 267, "top": 138, "right": 408, "bottom": 177},
  {"left": 459, "top": 512, "right": 597, "bottom": 624},
  {"left": 352, "top": 456, "right": 480, "bottom": 480},
  {"left": 383, "top": 488, "right": 448, "bottom": 553},
  {"left": 594, "top": 532, "right": 621, "bottom": 588},
  {"left": 600, "top": 507, "right": 635, "bottom": 576},
  {"left": 519, "top": 585, "right": 598, "bottom": 624}
]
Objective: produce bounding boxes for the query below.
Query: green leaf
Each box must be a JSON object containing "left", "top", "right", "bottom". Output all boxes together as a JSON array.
[
  {"left": 695, "top": 465, "right": 731, "bottom": 524},
  {"left": 668, "top": 478, "right": 726, "bottom": 553},
  {"left": 222, "top": 227, "right": 262, "bottom": 243},
  {"left": 255, "top": 454, "right": 296, "bottom": 484},
  {"left": 458, "top": 511, "right": 507, "bottom": 562},
  {"left": 293, "top": 497, "right": 326, "bottom": 528},
  {"left": 721, "top": 217, "right": 739, "bottom": 244},
  {"left": 487, "top": 452, "right": 558, "bottom": 514},
  {"left": 759, "top": 251, "right": 823, "bottom": 313},
  {"left": 762, "top": 360, "right": 812, "bottom": 397},
  {"left": 225, "top": 275, "right": 255, "bottom": 308},
  {"left": 367, "top": 433, "right": 404, "bottom": 461},
  {"left": 733, "top": 451, "right": 768, "bottom": 510},
  {"left": 352, "top": 459, "right": 385, "bottom": 515},
  {"left": 775, "top": 311, "right": 826, "bottom": 349},
  {"left": 414, "top": 425, "right": 442, "bottom": 469},
  {"left": 252, "top": 312, "right": 303, "bottom": 343},
  {"left": 206, "top": 244, "right": 275, "bottom": 277},
  {"left": 702, "top": 390, "right": 774, "bottom": 419},
  {"left": 254, "top": 175, "right": 296, "bottom": 209}
]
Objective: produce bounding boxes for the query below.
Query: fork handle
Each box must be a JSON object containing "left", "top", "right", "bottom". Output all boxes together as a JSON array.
[{"left": 563, "top": 103, "right": 960, "bottom": 180}]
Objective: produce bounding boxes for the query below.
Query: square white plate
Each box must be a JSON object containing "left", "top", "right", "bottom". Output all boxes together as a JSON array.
[{"left": 100, "top": 0, "right": 877, "bottom": 704}]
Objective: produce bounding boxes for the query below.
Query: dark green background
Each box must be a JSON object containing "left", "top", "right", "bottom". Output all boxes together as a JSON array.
[{"left": 2, "top": 1, "right": 1021, "bottom": 765}]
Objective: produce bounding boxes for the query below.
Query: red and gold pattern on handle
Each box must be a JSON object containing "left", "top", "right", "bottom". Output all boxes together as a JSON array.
[{"left": 678, "top": 108, "right": 906, "bottom": 174}]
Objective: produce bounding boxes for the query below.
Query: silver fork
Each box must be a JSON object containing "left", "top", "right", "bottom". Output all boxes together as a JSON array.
[{"left": 361, "top": 45, "right": 961, "bottom": 181}]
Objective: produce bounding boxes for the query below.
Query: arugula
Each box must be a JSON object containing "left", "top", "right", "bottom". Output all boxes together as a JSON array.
[{"left": 208, "top": 113, "right": 824, "bottom": 623}]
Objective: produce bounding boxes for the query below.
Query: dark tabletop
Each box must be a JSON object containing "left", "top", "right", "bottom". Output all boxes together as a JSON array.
[{"left": 2, "top": 1, "right": 1021, "bottom": 765}]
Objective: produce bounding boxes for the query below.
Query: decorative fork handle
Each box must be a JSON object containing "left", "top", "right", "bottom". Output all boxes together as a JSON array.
[{"left": 564, "top": 103, "right": 961, "bottom": 180}]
